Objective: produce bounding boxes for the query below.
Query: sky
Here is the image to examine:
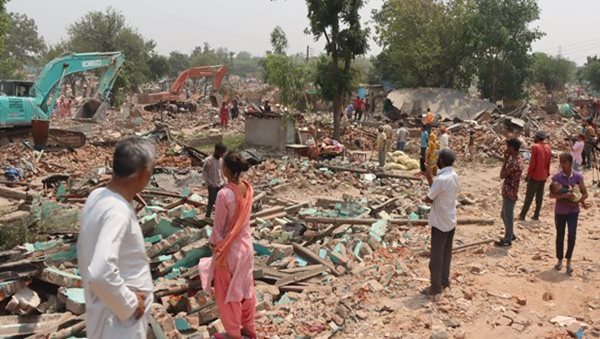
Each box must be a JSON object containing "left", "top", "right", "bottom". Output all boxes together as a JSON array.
[{"left": 6, "top": 0, "right": 600, "bottom": 65}]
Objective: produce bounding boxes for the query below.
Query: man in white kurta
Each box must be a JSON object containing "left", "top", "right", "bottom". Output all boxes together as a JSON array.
[{"left": 77, "top": 137, "right": 155, "bottom": 338}]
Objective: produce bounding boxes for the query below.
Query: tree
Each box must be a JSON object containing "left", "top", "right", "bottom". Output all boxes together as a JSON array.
[
  {"left": 372, "top": 0, "right": 477, "bottom": 89},
  {"left": 264, "top": 53, "right": 313, "bottom": 107},
  {"left": 168, "top": 51, "right": 190, "bottom": 76},
  {"left": 236, "top": 51, "right": 252, "bottom": 60},
  {"left": 580, "top": 56, "right": 600, "bottom": 92},
  {"left": 270, "top": 26, "right": 288, "bottom": 55},
  {"left": 305, "top": 0, "right": 368, "bottom": 139},
  {"left": 5, "top": 12, "right": 45, "bottom": 64},
  {"left": 67, "top": 8, "right": 155, "bottom": 96},
  {"left": 472, "top": 0, "right": 544, "bottom": 101},
  {"left": 0, "top": 0, "right": 10, "bottom": 78},
  {"left": 529, "top": 52, "right": 576, "bottom": 91},
  {"left": 147, "top": 54, "right": 171, "bottom": 81}
]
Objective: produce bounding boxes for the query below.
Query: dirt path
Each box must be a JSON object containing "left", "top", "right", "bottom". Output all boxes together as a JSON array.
[{"left": 335, "top": 163, "right": 600, "bottom": 339}]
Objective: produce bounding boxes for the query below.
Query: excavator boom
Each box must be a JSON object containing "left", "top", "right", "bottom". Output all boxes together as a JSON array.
[
  {"left": 137, "top": 65, "right": 227, "bottom": 106},
  {"left": 0, "top": 52, "right": 125, "bottom": 128}
]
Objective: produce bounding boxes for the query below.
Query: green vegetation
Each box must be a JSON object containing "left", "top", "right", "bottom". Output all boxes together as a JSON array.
[
  {"left": 580, "top": 56, "right": 600, "bottom": 92},
  {"left": 529, "top": 52, "right": 576, "bottom": 91}
]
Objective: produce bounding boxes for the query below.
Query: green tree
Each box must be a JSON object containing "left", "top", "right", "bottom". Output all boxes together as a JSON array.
[
  {"left": 0, "top": 0, "right": 9, "bottom": 78},
  {"left": 529, "top": 52, "right": 576, "bottom": 91},
  {"left": 168, "top": 51, "right": 190, "bottom": 76},
  {"left": 472, "top": 0, "right": 544, "bottom": 101},
  {"left": 270, "top": 26, "right": 288, "bottom": 55},
  {"left": 5, "top": 12, "right": 45, "bottom": 64},
  {"left": 67, "top": 8, "right": 155, "bottom": 95},
  {"left": 305, "top": 0, "right": 369, "bottom": 139},
  {"left": 372, "top": 0, "right": 476, "bottom": 89},
  {"left": 580, "top": 56, "right": 600, "bottom": 92},
  {"left": 147, "top": 54, "right": 171, "bottom": 81},
  {"left": 264, "top": 53, "right": 313, "bottom": 107}
]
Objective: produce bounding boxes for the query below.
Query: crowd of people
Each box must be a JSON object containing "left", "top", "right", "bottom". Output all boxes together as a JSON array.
[{"left": 74, "top": 103, "right": 598, "bottom": 337}]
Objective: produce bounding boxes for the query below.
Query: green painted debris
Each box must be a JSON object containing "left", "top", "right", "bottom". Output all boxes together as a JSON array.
[
  {"left": 181, "top": 208, "right": 197, "bottom": 219},
  {"left": 181, "top": 187, "right": 191, "bottom": 197},
  {"left": 56, "top": 184, "right": 67, "bottom": 201},
  {"left": 175, "top": 317, "right": 192, "bottom": 332},
  {"left": 319, "top": 249, "right": 328, "bottom": 259},
  {"left": 156, "top": 218, "right": 181, "bottom": 237},
  {"left": 47, "top": 245, "right": 77, "bottom": 262},
  {"left": 157, "top": 255, "right": 173, "bottom": 262},
  {"left": 253, "top": 242, "right": 271, "bottom": 257},
  {"left": 295, "top": 256, "right": 308, "bottom": 267},
  {"left": 354, "top": 241, "right": 363, "bottom": 260},
  {"left": 275, "top": 292, "right": 297, "bottom": 305},
  {"left": 299, "top": 208, "right": 318, "bottom": 216},
  {"left": 144, "top": 235, "right": 162, "bottom": 244},
  {"left": 370, "top": 220, "right": 388, "bottom": 242},
  {"left": 409, "top": 212, "right": 420, "bottom": 220},
  {"left": 63, "top": 288, "right": 85, "bottom": 303},
  {"left": 172, "top": 247, "right": 211, "bottom": 270}
]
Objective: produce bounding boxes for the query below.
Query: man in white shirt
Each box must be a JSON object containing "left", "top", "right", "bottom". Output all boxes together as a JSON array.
[
  {"left": 203, "top": 143, "right": 227, "bottom": 218},
  {"left": 396, "top": 122, "right": 409, "bottom": 151},
  {"left": 422, "top": 149, "right": 459, "bottom": 298},
  {"left": 77, "top": 137, "right": 156, "bottom": 339},
  {"left": 439, "top": 126, "right": 450, "bottom": 150}
]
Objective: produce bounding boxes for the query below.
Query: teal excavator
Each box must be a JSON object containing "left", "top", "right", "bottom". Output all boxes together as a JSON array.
[{"left": 0, "top": 52, "right": 125, "bottom": 148}]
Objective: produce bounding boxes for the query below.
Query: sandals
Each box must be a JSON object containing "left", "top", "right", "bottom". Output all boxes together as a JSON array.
[
  {"left": 566, "top": 266, "right": 574, "bottom": 275},
  {"left": 554, "top": 263, "right": 563, "bottom": 271},
  {"left": 495, "top": 239, "right": 512, "bottom": 247}
]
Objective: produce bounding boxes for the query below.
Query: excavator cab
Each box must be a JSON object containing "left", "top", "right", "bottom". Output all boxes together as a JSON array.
[{"left": 0, "top": 80, "right": 34, "bottom": 97}]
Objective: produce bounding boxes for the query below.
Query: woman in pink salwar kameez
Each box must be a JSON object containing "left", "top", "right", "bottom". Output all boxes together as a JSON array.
[{"left": 199, "top": 151, "right": 256, "bottom": 339}]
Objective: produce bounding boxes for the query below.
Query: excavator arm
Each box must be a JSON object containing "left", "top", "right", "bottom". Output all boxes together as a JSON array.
[
  {"left": 169, "top": 65, "right": 228, "bottom": 95},
  {"left": 31, "top": 52, "right": 125, "bottom": 119}
]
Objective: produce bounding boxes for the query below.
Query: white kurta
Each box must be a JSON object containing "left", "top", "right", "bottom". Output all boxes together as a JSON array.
[{"left": 77, "top": 188, "right": 154, "bottom": 339}]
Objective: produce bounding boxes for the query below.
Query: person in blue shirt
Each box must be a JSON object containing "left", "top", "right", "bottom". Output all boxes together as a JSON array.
[{"left": 420, "top": 126, "right": 429, "bottom": 172}]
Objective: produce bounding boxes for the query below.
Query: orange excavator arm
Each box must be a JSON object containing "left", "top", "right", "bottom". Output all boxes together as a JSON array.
[{"left": 169, "top": 65, "right": 228, "bottom": 95}]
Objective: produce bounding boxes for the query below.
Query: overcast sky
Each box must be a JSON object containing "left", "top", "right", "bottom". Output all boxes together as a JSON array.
[{"left": 6, "top": 0, "right": 600, "bottom": 65}]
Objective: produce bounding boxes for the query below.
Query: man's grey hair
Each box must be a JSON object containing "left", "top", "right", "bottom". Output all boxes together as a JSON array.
[
  {"left": 112, "top": 137, "right": 156, "bottom": 178},
  {"left": 438, "top": 149, "right": 456, "bottom": 167}
]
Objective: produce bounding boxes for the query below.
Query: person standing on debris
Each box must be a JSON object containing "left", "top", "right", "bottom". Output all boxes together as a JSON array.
[
  {"left": 396, "top": 122, "right": 409, "bottom": 151},
  {"left": 345, "top": 102, "right": 355, "bottom": 120},
  {"left": 377, "top": 126, "right": 387, "bottom": 168},
  {"left": 264, "top": 100, "right": 272, "bottom": 113},
  {"left": 77, "top": 137, "right": 155, "bottom": 339},
  {"left": 427, "top": 130, "right": 440, "bottom": 176},
  {"left": 422, "top": 149, "right": 459, "bottom": 298},
  {"left": 220, "top": 102, "right": 229, "bottom": 128},
  {"left": 518, "top": 131, "right": 551, "bottom": 221},
  {"left": 572, "top": 134, "right": 585, "bottom": 172},
  {"left": 439, "top": 126, "right": 450, "bottom": 150},
  {"left": 203, "top": 143, "right": 227, "bottom": 218},
  {"left": 584, "top": 120, "right": 597, "bottom": 170},
  {"left": 549, "top": 152, "right": 588, "bottom": 275},
  {"left": 354, "top": 96, "right": 364, "bottom": 122},
  {"left": 495, "top": 138, "right": 523, "bottom": 247},
  {"left": 199, "top": 151, "right": 256, "bottom": 339},
  {"left": 419, "top": 126, "right": 429, "bottom": 173},
  {"left": 230, "top": 98, "right": 239, "bottom": 120},
  {"left": 383, "top": 123, "right": 393, "bottom": 151},
  {"left": 423, "top": 108, "right": 435, "bottom": 132}
]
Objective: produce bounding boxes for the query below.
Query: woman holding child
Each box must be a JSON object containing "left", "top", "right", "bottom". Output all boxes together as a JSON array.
[{"left": 549, "top": 152, "right": 588, "bottom": 275}]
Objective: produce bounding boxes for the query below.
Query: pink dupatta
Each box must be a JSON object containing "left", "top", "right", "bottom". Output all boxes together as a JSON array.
[{"left": 199, "top": 180, "right": 254, "bottom": 294}]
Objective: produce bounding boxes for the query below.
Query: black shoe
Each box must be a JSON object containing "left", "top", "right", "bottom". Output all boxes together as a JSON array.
[
  {"left": 531, "top": 216, "right": 539, "bottom": 221},
  {"left": 420, "top": 286, "right": 441, "bottom": 296},
  {"left": 512, "top": 234, "right": 517, "bottom": 241},
  {"left": 494, "top": 239, "right": 512, "bottom": 247}
]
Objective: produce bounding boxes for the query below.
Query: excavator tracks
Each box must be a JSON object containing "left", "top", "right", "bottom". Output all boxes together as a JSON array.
[{"left": 1, "top": 127, "right": 86, "bottom": 150}]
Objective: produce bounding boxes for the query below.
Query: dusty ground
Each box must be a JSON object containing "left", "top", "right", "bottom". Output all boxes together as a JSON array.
[{"left": 327, "top": 163, "right": 600, "bottom": 339}]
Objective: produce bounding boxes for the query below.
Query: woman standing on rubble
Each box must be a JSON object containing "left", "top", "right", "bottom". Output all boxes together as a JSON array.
[{"left": 199, "top": 152, "right": 256, "bottom": 339}]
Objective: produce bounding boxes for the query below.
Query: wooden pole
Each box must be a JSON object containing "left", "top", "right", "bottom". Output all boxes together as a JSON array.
[
  {"left": 302, "top": 216, "right": 495, "bottom": 226},
  {"left": 415, "top": 238, "right": 495, "bottom": 256}
]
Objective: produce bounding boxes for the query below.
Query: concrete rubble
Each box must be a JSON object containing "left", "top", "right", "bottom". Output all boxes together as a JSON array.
[{"left": 0, "top": 82, "right": 598, "bottom": 338}]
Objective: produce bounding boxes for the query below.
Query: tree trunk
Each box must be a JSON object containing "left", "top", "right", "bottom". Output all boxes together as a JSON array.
[{"left": 332, "top": 93, "right": 343, "bottom": 140}]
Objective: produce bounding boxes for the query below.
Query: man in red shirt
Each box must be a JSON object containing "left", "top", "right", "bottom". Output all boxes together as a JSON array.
[
  {"left": 353, "top": 96, "right": 364, "bottom": 122},
  {"left": 519, "top": 131, "right": 552, "bottom": 221}
]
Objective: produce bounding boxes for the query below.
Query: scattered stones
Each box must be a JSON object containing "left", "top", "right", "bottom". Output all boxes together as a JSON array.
[
  {"left": 516, "top": 295, "right": 527, "bottom": 306},
  {"left": 431, "top": 325, "right": 449, "bottom": 339},
  {"left": 543, "top": 292, "right": 555, "bottom": 302}
]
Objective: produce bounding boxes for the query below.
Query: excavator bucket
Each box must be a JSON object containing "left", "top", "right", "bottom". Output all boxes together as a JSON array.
[{"left": 74, "top": 98, "right": 108, "bottom": 121}]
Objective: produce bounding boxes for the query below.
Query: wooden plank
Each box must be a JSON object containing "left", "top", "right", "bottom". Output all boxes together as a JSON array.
[
  {"left": 275, "top": 265, "right": 328, "bottom": 287},
  {"left": 416, "top": 239, "right": 495, "bottom": 256},
  {"left": 301, "top": 216, "right": 494, "bottom": 227},
  {"left": 293, "top": 243, "right": 340, "bottom": 277},
  {"left": 303, "top": 222, "right": 346, "bottom": 246},
  {"left": 279, "top": 264, "right": 323, "bottom": 274}
]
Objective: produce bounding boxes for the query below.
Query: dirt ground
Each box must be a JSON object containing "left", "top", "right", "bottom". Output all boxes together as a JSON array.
[{"left": 326, "top": 162, "right": 600, "bottom": 339}]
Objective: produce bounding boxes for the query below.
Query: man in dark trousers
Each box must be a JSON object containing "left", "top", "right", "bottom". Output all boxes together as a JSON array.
[
  {"left": 495, "top": 138, "right": 524, "bottom": 247},
  {"left": 519, "top": 131, "right": 551, "bottom": 221},
  {"left": 203, "top": 143, "right": 227, "bottom": 218},
  {"left": 422, "top": 149, "right": 459, "bottom": 299}
]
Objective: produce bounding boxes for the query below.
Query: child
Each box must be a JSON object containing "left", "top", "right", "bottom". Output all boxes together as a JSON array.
[{"left": 549, "top": 181, "right": 587, "bottom": 208}]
